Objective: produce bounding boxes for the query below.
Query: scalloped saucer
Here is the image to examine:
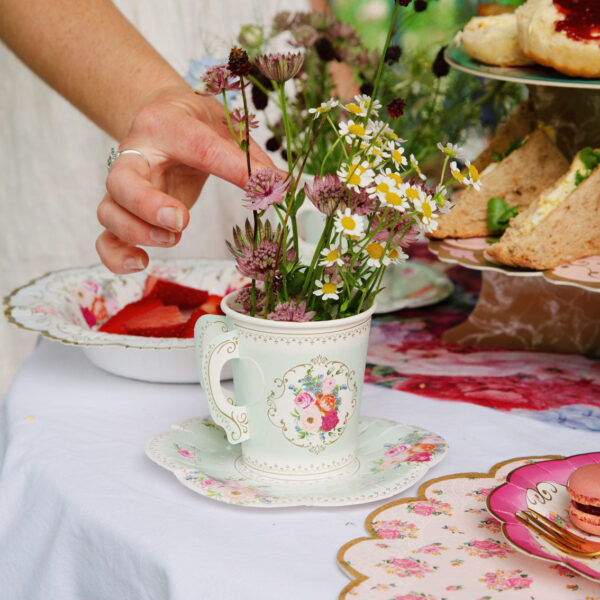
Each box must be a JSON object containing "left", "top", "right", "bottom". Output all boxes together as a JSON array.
[{"left": 145, "top": 416, "right": 448, "bottom": 508}]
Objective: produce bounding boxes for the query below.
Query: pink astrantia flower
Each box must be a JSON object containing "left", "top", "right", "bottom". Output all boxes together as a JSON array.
[
  {"left": 243, "top": 169, "right": 288, "bottom": 211},
  {"left": 255, "top": 52, "right": 305, "bottom": 82},
  {"left": 225, "top": 108, "right": 259, "bottom": 136},
  {"left": 304, "top": 173, "right": 378, "bottom": 216},
  {"left": 201, "top": 64, "right": 240, "bottom": 95},
  {"left": 321, "top": 409, "right": 339, "bottom": 432},
  {"left": 268, "top": 300, "right": 316, "bottom": 322}
]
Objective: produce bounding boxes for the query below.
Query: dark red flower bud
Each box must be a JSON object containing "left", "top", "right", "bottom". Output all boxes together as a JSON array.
[
  {"left": 385, "top": 45, "right": 402, "bottom": 64},
  {"left": 315, "top": 37, "right": 339, "bottom": 62},
  {"left": 266, "top": 137, "right": 281, "bottom": 152},
  {"left": 414, "top": 0, "right": 428, "bottom": 12},
  {"left": 432, "top": 46, "right": 450, "bottom": 78},
  {"left": 228, "top": 47, "right": 251, "bottom": 77},
  {"left": 387, "top": 97, "right": 406, "bottom": 119}
]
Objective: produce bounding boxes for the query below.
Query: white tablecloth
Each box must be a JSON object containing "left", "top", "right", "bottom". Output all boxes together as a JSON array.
[{"left": 1, "top": 339, "right": 598, "bottom": 600}]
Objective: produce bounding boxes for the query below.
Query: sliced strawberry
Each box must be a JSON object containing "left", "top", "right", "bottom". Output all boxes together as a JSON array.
[
  {"left": 199, "top": 294, "right": 224, "bottom": 316},
  {"left": 98, "top": 298, "right": 164, "bottom": 334},
  {"left": 143, "top": 275, "right": 209, "bottom": 309},
  {"left": 123, "top": 305, "right": 187, "bottom": 338},
  {"left": 179, "top": 307, "right": 208, "bottom": 338}
]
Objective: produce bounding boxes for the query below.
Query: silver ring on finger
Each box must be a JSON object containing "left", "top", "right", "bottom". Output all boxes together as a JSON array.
[{"left": 107, "top": 147, "right": 151, "bottom": 171}]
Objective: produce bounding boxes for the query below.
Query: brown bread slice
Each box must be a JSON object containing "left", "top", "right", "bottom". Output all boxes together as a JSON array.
[
  {"left": 430, "top": 129, "right": 568, "bottom": 239},
  {"left": 472, "top": 100, "right": 537, "bottom": 172},
  {"left": 487, "top": 165, "right": 600, "bottom": 270}
]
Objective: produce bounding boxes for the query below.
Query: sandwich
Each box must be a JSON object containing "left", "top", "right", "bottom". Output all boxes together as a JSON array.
[
  {"left": 430, "top": 128, "right": 569, "bottom": 239},
  {"left": 487, "top": 147, "right": 600, "bottom": 270}
]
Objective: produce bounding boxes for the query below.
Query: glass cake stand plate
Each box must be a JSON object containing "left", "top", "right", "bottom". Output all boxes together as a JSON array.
[
  {"left": 487, "top": 453, "right": 600, "bottom": 582},
  {"left": 145, "top": 416, "right": 448, "bottom": 508},
  {"left": 445, "top": 42, "right": 600, "bottom": 90}
]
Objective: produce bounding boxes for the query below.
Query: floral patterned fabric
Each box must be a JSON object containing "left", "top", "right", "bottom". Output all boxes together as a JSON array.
[
  {"left": 366, "top": 246, "right": 600, "bottom": 431},
  {"left": 338, "top": 458, "right": 600, "bottom": 599}
]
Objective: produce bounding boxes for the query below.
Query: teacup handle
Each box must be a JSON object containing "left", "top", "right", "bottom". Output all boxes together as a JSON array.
[{"left": 195, "top": 316, "right": 249, "bottom": 444}]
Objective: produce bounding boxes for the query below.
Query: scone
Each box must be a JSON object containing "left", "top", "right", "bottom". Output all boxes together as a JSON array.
[
  {"left": 517, "top": 0, "right": 600, "bottom": 78},
  {"left": 429, "top": 130, "right": 568, "bottom": 239},
  {"left": 487, "top": 148, "right": 600, "bottom": 269},
  {"left": 461, "top": 13, "right": 536, "bottom": 67}
]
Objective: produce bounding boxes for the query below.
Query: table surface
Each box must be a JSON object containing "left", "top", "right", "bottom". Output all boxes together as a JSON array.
[{"left": 1, "top": 338, "right": 598, "bottom": 600}]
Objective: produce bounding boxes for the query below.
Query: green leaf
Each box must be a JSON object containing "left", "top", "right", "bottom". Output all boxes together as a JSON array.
[
  {"left": 487, "top": 197, "right": 518, "bottom": 234},
  {"left": 492, "top": 152, "right": 503, "bottom": 163},
  {"left": 575, "top": 171, "right": 586, "bottom": 187},
  {"left": 579, "top": 147, "right": 600, "bottom": 171}
]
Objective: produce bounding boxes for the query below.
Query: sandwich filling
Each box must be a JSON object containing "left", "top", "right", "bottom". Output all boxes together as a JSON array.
[
  {"left": 571, "top": 501, "right": 600, "bottom": 516},
  {"left": 521, "top": 147, "right": 600, "bottom": 234}
]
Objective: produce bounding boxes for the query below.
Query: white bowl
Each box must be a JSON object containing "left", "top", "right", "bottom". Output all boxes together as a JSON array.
[{"left": 4, "top": 259, "right": 246, "bottom": 383}]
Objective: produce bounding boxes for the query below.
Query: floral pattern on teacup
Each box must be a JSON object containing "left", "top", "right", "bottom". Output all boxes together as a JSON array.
[
  {"left": 72, "top": 280, "right": 109, "bottom": 327},
  {"left": 371, "top": 433, "right": 446, "bottom": 473},
  {"left": 267, "top": 356, "right": 357, "bottom": 454}
]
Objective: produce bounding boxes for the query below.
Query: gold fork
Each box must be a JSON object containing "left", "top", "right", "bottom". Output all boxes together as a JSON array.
[{"left": 516, "top": 510, "right": 600, "bottom": 558}]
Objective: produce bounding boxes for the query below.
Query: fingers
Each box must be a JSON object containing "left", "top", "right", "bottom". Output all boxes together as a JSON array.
[
  {"left": 96, "top": 229, "right": 149, "bottom": 274},
  {"left": 162, "top": 112, "right": 282, "bottom": 188},
  {"left": 105, "top": 157, "right": 190, "bottom": 233}
]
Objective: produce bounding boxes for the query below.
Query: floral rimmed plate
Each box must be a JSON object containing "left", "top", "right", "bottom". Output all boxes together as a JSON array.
[
  {"left": 487, "top": 452, "right": 600, "bottom": 583},
  {"left": 4, "top": 259, "right": 246, "bottom": 383},
  {"left": 428, "top": 237, "right": 600, "bottom": 292},
  {"left": 144, "top": 416, "right": 448, "bottom": 508},
  {"left": 338, "top": 456, "right": 600, "bottom": 600},
  {"left": 445, "top": 42, "right": 600, "bottom": 90}
]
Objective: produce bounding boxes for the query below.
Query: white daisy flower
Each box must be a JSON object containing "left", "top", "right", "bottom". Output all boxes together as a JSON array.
[
  {"left": 450, "top": 160, "right": 481, "bottom": 190},
  {"left": 386, "top": 246, "right": 408, "bottom": 264},
  {"left": 402, "top": 182, "right": 426, "bottom": 207},
  {"left": 334, "top": 207, "right": 365, "bottom": 237},
  {"left": 436, "top": 142, "right": 462, "bottom": 158},
  {"left": 466, "top": 160, "right": 481, "bottom": 191},
  {"left": 409, "top": 154, "right": 426, "bottom": 181},
  {"left": 319, "top": 246, "right": 344, "bottom": 267},
  {"left": 360, "top": 141, "right": 389, "bottom": 166},
  {"left": 313, "top": 277, "right": 340, "bottom": 301},
  {"left": 386, "top": 141, "right": 408, "bottom": 169},
  {"left": 338, "top": 120, "right": 373, "bottom": 144},
  {"left": 380, "top": 168, "right": 404, "bottom": 188},
  {"left": 413, "top": 194, "right": 440, "bottom": 233},
  {"left": 308, "top": 99, "right": 339, "bottom": 119},
  {"left": 354, "top": 94, "right": 382, "bottom": 114},
  {"left": 364, "top": 241, "right": 391, "bottom": 268},
  {"left": 343, "top": 100, "right": 368, "bottom": 118},
  {"left": 337, "top": 159, "right": 375, "bottom": 191},
  {"left": 371, "top": 174, "right": 407, "bottom": 210}
]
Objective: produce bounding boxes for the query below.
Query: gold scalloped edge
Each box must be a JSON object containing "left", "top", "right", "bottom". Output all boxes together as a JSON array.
[{"left": 336, "top": 453, "right": 563, "bottom": 600}]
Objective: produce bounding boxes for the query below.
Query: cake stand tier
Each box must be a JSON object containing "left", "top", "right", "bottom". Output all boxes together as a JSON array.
[
  {"left": 445, "top": 42, "right": 600, "bottom": 160},
  {"left": 428, "top": 238, "right": 600, "bottom": 358}
]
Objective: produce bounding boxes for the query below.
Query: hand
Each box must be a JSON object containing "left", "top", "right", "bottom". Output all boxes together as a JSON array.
[{"left": 96, "top": 86, "right": 277, "bottom": 273}]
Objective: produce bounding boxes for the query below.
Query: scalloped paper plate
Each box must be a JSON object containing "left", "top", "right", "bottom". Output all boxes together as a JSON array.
[
  {"left": 487, "top": 452, "right": 600, "bottom": 582},
  {"left": 4, "top": 259, "right": 246, "bottom": 382},
  {"left": 145, "top": 415, "right": 448, "bottom": 508}
]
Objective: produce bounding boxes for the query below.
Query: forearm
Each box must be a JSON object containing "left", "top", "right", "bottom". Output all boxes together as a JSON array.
[{"left": 0, "top": 0, "right": 188, "bottom": 139}]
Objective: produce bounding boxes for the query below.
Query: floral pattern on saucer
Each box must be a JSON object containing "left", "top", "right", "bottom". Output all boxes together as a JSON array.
[
  {"left": 338, "top": 456, "right": 600, "bottom": 599},
  {"left": 145, "top": 416, "right": 448, "bottom": 508}
]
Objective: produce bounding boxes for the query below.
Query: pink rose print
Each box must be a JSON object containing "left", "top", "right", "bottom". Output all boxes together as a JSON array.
[
  {"left": 406, "top": 452, "right": 432, "bottom": 462},
  {"left": 394, "top": 595, "right": 437, "bottom": 600},
  {"left": 460, "top": 538, "right": 513, "bottom": 559},
  {"left": 373, "top": 519, "right": 419, "bottom": 539},
  {"left": 550, "top": 564, "right": 576, "bottom": 578},
  {"left": 385, "top": 444, "right": 409, "bottom": 458},
  {"left": 177, "top": 449, "right": 192, "bottom": 458},
  {"left": 407, "top": 499, "right": 452, "bottom": 517},
  {"left": 321, "top": 375, "right": 336, "bottom": 394},
  {"left": 321, "top": 410, "right": 339, "bottom": 432},
  {"left": 416, "top": 543, "right": 446, "bottom": 555},
  {"left": 299, "top": 404, "right": 322, "bottom": 433},
  {"left": 480, "top": 569, "right": 532, "bottom": 591},
  {"left": 381, "top": 557, "right": 434, "bottom": 578},
  {"left": 200, "top": 478, "right": 221, "bottom": 488},
  {"left": 294, "top": 391, "right": 315, "bottom": 409}
]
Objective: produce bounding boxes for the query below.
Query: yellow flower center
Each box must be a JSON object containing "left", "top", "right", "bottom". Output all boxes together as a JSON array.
[
  {"left": 366, "top": 242, "right": 384, "bottom": 259},
  {"left": 392, "top": 149, "right": 403, "bottom": 163},
  {"left": 345, "top": 103, "right": 363, "bottom": 114},
  {"left": 341, "top": 216, "right": 356, "bottom": 230},
  {"left": 421, "top": 201, "right": 432, "bottom": 219},
  {"left": 388, "top": 249, "right": 400, "bottom": 260},
  {"left": 405, "top": 187, "right": 420, "bottom": 201},
  {"left": 385, "top": 192, "right": 403, "bottom": 206},
  {"left": 348, "top": 123, "right": 366, "bottom": 136},
  {"left": 347, "top": 171, "right": 361, "bottom": 186},
  {"left": 452, "top": 169, "right": 465, "bottom": 183},
  {"left": 468, "top": 163, "right": 480, "bottom": 182},
  {"left": 389, "top": 173, "right": 403, "bottom": 185},
  {"left": 376, "top": 182, "right": 390, "bottom": 194},
  {"left": 326, "top": 249, "right": 339, "bottom": 262},
  {"left": 322, "top": 282, "right": 337, "bottom": 295}
]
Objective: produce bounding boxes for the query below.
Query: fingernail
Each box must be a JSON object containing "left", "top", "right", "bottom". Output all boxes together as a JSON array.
[
  {"left": 150, "top": 228, "right": 175, "bottom": 244},
  {"left": 157, "top": 207, "right": 183, "bottom": 231},
  {"left": 123, "top": 257, "right": 145, "bottom": 272}
]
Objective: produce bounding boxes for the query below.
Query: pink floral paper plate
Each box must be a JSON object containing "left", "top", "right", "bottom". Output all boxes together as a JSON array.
[
  {"left": 338, "top": 456, "right": 600, "bottom": 599},
  {"left": 4, "top": 259, "right": 246, "bottom": 382},
  {"left": 428, "top": 238, "right": 600, "bottom": 293},
  {"left": 487, "top": 452, "right": 600, "bottom": 583}
]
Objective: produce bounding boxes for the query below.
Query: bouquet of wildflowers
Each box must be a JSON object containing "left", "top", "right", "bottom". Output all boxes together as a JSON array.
[{"left": 199, "top": 0, "right": 480, "bottom": 322}]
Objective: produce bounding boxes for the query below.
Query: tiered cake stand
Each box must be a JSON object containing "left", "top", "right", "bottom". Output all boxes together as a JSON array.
[{"left": 429, "top": 45, "right": 600, "bottom": 358}]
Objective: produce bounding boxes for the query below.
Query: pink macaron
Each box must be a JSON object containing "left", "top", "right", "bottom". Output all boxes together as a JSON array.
[{"left": 567, "top": 463, "right": 600, "bottom": 535}]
